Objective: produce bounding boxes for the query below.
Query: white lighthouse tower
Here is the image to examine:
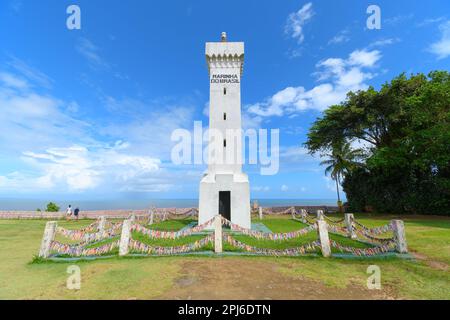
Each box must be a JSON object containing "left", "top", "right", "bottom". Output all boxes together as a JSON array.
[{"left": 199, "top": 32, "right": 251, "bottom": 229}]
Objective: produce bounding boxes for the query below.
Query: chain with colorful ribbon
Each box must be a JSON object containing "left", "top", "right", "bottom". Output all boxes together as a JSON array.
[
  {"left": 131, "top": 216, "right": 215, "bottom": 239},
  {"left": 221, "top": 216, "right": 317, "bottom": 240},
  {"left": 353, "top": 220, "right": 393, "bottom": 236},
  {"left": 56, "top": 222, "right": 122, "bottom": 243},
  {"left": 128, "top": 235, "right": 214, "bottom": 255},
  {"left": 329, "top": 239, "right": 396, "bottom": 257},
  {"left": 352, "top": 227, "right": 394, "bottom": 244},
  {"left": 223, "top": 234, "right": 321, "bottom": 256},
  {"left": 49, "top": 239, "right": 120, "bottom": 257}
]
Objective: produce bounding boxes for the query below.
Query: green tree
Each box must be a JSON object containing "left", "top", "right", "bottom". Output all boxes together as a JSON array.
[
  {"left": 306, "top": 71, "right": 450, "bottom": 215},
  {"left": 46, "top": 202, "right": 60, "bottom": 212},
  {"left": 320, "top": 142, "right": 364, "bottom": 208}
]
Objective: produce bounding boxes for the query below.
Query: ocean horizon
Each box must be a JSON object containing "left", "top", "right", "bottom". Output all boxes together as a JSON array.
[{"left": 0, "top": 198, "right": 340, "bottom": 211}]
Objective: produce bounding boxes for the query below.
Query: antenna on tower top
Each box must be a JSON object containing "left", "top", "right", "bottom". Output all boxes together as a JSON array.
[{"left": 221, "top": 32, "right": 227, "bottom": 42}]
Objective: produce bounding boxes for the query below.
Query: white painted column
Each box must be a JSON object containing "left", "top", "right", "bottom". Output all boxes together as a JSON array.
[
  {"left": 129, "top": 214, "right": 136, "bottom": 223},
  {"left": 98, "top": 216, "right": 106, "bottom": 233},
  {"left": 259, "top": 207, "right": 263, "bottom": 220},
  {"left": 317, "top": 210, "right": 324, "bottom": 220},
  {"left": 344, "top": 214, "right": 357, "bottom": 239},
  {"left": 317, "top": 220, "right": 331, "bottom": 258},
  {"left": 38, "top": 221, "right": 57, "bottom": 258},
  {"left": 391, "top": 220, "right": 408, "bottom": 253},
  {"left": 119, "top": 219, "right": 132, "bottom": 256},
  {"left": 214, "top": 215, "right": 223, "bottom": 253}
]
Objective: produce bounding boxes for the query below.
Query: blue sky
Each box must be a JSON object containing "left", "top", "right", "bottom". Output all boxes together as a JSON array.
[{"left": 0, "top": 0, "right": 449, "bottom": 202}]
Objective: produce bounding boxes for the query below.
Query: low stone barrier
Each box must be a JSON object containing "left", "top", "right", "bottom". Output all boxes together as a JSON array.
[
  {"left": 2, "top": 206, "right": 338, "bottom": 220},
  {"left": 0, "top": 208, "right": 196, "bottom": 220}
]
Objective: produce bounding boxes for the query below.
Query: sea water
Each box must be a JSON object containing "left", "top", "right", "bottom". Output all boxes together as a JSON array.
[{"left": 0, "top": 198, "right": 338, "bottom": 211}]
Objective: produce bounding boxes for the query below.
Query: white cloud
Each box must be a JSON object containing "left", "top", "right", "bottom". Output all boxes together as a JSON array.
[
  {"left": 100, "top": 103, "right": 195, "bottom": 161},
  {"left": 0, "top": 72, "right": 28, "bottom": 89},
  {"left": 384, "top": 14, "right": 414, "bottom": 26},
  {"left": 281, "top": 184, "right": 289, "bottom": 192},
  {"left": 202, "top": 101, "right": 209, "bottom": 117},
  {"left": 285, "top": 2, "right": 315, "bottom": 44},
  {"left": 417, "top": 17, "right": 446, "bottom": 27},
  {"left": 252, "top": 186, "right": 270, "bottom": 192},
  {"left": 328, "top": 29, "right": 350, "bottom": 45},
  {"left": 76, "top": 37, "right": 109, "bottom": 69},
  {"left": 7, "top": 56, "right": 53, "bottom": 89},
  {"left": 348, "top": 49, "right": 382, "bottom": 67},
  {"left": 0, "top": 73, "right": 91, "bottom": 153},
  {"left": 0, "top": 61, "right": 198, "bottom": 194},
  {"left": 242, "top": 112, "right": 263, "bottom": 130},
  {"left": 247, "top": 49, "right": 381, "bottom": 117},
  {"left": 429, "top": 20, "right": 450, "bottom": 59},
  {"left": 11, "top": 144, "right": 162, "bottom": 192},
  {"left": 368, "top": 38, "right": 400, "bottom": 48}
]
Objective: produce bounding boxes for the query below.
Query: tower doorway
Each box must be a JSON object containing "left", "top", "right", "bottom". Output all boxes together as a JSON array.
[{"left": 219, "top": 191, "right": 231, "bottom": 221}]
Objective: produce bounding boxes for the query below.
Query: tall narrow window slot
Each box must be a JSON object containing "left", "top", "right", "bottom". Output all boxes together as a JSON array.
[
  {"left": 224, "top": 113, "right": 227, "bottom": 120},
  {"left": 223, "top": 87, "right": 227, "bottom": 95},
  {"left": 223, "top": 139, "right": 227, "bottom": 148}
]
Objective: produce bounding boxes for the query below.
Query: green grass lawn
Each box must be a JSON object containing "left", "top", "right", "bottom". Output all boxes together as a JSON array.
[{"left": 0, "top": 214, "right": 448, "bottom": 299}]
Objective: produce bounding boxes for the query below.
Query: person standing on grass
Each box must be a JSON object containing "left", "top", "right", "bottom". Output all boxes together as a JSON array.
[
  {"left": 66, "top": 205, "right": 72, "bottom": 220},
  {"left": 74, "top": 207, "right": 80, "bottom": 221}
]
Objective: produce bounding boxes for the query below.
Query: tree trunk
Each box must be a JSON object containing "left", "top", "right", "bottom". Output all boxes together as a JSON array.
[
  {"left": 336, "top": 174, "right": 344, "bottom": 213},
  {"left": 335, "top": 176, "right": 341, "bottom": 203}
]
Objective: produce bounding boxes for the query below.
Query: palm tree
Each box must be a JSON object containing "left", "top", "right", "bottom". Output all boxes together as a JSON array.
[{"left": 320, "top": 142, "right": 364, "bottom": 207}]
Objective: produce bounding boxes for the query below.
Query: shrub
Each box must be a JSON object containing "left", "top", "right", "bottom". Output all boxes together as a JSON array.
[{"left": 46, "top": 202, "right": 60, "bottom": 212}]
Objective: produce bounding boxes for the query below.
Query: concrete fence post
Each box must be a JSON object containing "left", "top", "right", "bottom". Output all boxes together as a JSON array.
[
  {"left": 119, "top": 219, "right": 132, "bottom": 256},
  {"left": 317, "top": 210, "right": 324, "bottom": 220},
  {"left": 344, "top": 214, "right": 357, "bottom": 239},
  {"left": 317, "top": 220, "right": 331, "bottom": 258},
  {"left": 149, "top": 209, "right": 155, "bottom": 225},
  {"left": 391, "top": 220, "right": 408, "bottom": 253},
  {"left": 38, "top": 221, "right": 57, "bottom": 258},
  {"left": 259, "top": 207, "right": 263, "bottom": 220},
  {"left": 214, "top": 215, "right": 223, "bottom": 253},
  {"left": 98, "top": 216, "right": 106, "bottom": 233}
]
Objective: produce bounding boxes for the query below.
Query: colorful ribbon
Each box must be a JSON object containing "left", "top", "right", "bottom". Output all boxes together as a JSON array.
[
  {"left": 50, "top": 240, "right": 120, "bottom": 257},
  {"left": 221, "top": 216, "right": 317, "bottom": 240},
  {"left": 131, "top": 216, "right": 215, "bottom": 239},
  {"left": 128, "top": 235, "right": 213, "bottom": 255},
  {"left": 223, "top": 234, "right": 321, "bottom": 256},
  {"left": 329, "top": 240, "right": 396, "bottom": 256}
]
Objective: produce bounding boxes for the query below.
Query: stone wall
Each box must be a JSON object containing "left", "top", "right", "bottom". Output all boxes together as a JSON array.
[
  {"left": 264, "top": 206, "right": 339, "bottom": 214},
  {"left": 0, "top": 206, "right": 338, "bottom": 220}
]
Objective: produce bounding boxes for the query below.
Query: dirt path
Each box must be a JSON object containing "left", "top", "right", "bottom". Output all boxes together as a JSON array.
[
  {"left": 158, "top": 259, "right": 396, "bottom": 300},
  {"left": 411, "top": 252, "right": 448, "bottom": 271}
]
